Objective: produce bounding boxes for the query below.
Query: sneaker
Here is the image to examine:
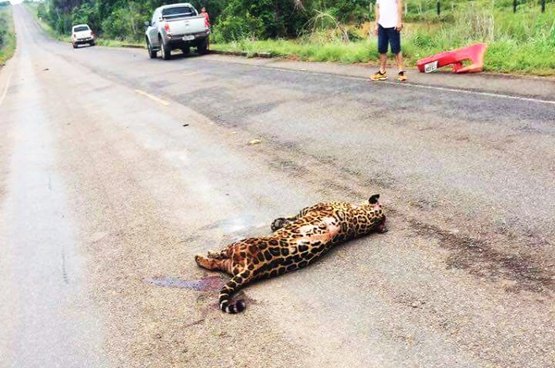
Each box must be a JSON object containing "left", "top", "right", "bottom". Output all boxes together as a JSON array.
[
  {"left": 370, "top": 70, "right": 388, "bottom": 81},
  {"left": 397, "top": 71, "right": 407, "bottom": 82}
]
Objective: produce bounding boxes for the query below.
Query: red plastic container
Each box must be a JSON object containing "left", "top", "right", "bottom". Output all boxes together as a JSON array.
[{"left": 417, "top": 43, "right": 488, "bottom": 74}]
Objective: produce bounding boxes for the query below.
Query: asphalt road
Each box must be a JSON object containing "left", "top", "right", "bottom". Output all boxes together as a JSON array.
[{"left": 1, "top": 5, "right": 554, "bottom": 368}]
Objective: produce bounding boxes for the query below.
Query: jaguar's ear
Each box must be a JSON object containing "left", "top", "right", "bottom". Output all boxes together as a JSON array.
[{"left": 368, "top": 194, "right": 380, "bottom": 204}]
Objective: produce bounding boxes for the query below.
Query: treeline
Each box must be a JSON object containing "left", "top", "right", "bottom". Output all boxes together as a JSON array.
[
  {"left": 0, "top": 1, "right": 12, "bottom": 51},
  {"left": 36, "top": 0, "right": 323, "bottom": 41},
  {"left": 0, "top": 0, "right": 15, "bottom": 66},
  {"left": 35, "top": 0, "right": 546, "bottom": 43},
  {"left": 34, "top": 0, "right": 398, "bottom": 42},
  {"left": 37, "top": 0, "right": 303, "bottom": 41}
]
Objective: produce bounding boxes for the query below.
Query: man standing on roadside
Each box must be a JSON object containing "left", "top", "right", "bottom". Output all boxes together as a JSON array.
[
  {"left": 201, "top": 7, "right": 210, "bottom": 28},
  {"left": 370, "top": 0, "right": 407, "bottom": 81}
]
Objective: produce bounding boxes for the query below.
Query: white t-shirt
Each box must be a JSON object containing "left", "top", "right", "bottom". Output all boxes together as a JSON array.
[{"left": 376, "top": 0, "right": 399, "bottom": 28}]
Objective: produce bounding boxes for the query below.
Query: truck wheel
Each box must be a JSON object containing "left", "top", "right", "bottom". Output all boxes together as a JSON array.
[
  {"left": 147, "top": 41, "right": 157, "bottom": 59},
  {"left": 161, "top": 41, "right": 171, "bottom": 60},
  {"left": 197, "top": 38, "right": 208, "bottom": 55}
]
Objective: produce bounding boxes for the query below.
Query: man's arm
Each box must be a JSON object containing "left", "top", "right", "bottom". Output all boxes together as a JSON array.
[{"left": 396, "top": 0, "right": 404, "bottom": 31}]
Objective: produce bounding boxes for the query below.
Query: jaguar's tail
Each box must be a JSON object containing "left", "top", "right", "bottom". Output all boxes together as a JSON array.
[{"left": 219, "top": 270, "right": 251, "bottom": 314}]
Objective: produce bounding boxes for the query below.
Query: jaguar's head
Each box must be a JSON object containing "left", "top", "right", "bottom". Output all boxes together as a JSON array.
[
  {"left": 366, "top": 194, "right": 387, "bottom": 233},
  {"left": 368, "top": 194, "right": 381, "bottom": 208}
]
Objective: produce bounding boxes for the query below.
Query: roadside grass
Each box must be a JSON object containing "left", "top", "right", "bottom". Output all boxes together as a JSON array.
[
  {"left": 0, "top": 6, "right": 16, "bottom": 66},
  {"left": 212, "top": 38, "right": 380, "bottom": 63},
  {"left": 96, "top": 38, "right": 143, "bottom": 48},
  {"left": 213, "top": 5, "right": 555, "bottom": 76}
]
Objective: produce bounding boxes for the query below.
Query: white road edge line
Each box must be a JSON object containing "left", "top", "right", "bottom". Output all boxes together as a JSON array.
[
  {"left": 264, "top": 65, "right": 555, "bottom": 106},
  {"left": 134, "top": 89, "right": 170, "bottom": 106},
  {"left": 392, "top": 80, "right": 555, "bottom": 106},
  {"left": 0, "top": 72, "right": 13, "bottom": 107}
]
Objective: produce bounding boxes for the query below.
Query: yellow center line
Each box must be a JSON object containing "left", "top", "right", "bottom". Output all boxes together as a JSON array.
[{"left": 134, "top": 89, "right": 170, "bottom": 106}]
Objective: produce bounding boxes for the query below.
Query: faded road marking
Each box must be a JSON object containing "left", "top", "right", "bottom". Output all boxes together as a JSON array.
[
  {"left": 263, "top": 65, "right": 555, "bottom": 106},
  {"left": 134, "top": 89, "right": 170, "bottom": 106},
  {"left": 0, "top": 72, "right": 12, "bottom": 107},
  {"left": 396, "top": 81, "right": 555, "bottom": 106}
]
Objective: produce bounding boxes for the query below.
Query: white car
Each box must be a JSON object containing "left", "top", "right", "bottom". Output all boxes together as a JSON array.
[{"left": 71, "top": 24, "right": 96, "bottom": 48}]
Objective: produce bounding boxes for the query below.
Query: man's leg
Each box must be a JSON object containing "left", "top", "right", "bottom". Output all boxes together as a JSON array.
[
  {"left": 378, "top": 25, "right": 389, "bottom": 73},
  {"left": 371, "top": 25, "right": 389, "bottom": 80},
  {"left": 395, "top": 52, "right": 404, "bottom": 72},
  {"left": 379, "top": 53, "right": 388, "bottom": 73},
  {"left": 391, "top": 29, "right": 407, "bottom": 81}
]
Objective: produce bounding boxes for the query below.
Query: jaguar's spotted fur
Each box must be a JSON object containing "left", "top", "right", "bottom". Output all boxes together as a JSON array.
[{"left": 195, "top": 194, "right": 387, "bottom": 313}]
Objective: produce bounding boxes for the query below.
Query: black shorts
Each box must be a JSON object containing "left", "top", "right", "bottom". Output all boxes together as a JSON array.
[{"left": 378, "top": 25, "right": 401, "bottom": 54}]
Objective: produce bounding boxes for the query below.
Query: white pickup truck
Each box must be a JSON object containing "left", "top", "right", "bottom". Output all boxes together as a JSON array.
[{"left": 145, "top": 3, "right": 210, "bottom": 60}]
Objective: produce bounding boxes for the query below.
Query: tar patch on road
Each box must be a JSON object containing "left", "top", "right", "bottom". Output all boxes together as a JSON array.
[{"left": 409, "top": 219, "right": 554, "bottom": 293}]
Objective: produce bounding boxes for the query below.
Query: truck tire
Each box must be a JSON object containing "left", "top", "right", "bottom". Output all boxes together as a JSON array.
[
  {"left": 147, "top": 40, "right": 157, "bottom": 59},
  {"left": 160, "top": 39, "right": 171, "bottom": 60},
  {"left": 197, "top": 38, "right": 208, "bottom": 55}
]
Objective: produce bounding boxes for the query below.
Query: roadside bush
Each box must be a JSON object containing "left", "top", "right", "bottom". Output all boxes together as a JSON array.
[
  {"left": 100, "top": 3, "right": 145, "bottom": 41},
  {"left": 0, "top": 5, "right": 15, "bottom": 65},
  {"left": 311, "top": 0, "right": 372, "bottom": 24},
  {"left": 71, "top": 2, "right": 99, "bottom": 31},
  {"left": 215, "top": 0, "right": 309, "bottom": 41},
  {"left": 0, "top": 18, "right": 6, "bottom": 49},
  {"left": 212, "top": 13, "right": 264, "bottom": 42},
  {"left": 37, "top": 2, "right": 48, "bottom": 20}
]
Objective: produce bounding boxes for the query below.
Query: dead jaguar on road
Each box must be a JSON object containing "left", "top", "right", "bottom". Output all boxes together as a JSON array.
[{"left": 195, "top": 194, "right": 387, "bottom": 313}]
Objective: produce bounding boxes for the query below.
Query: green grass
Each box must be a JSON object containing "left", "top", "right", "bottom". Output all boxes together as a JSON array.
[
  {"left": 212, "top": 39, "right": 380, "bottom": 63},
  {"left": 95, "top": 38, "right": 143, "bottom": 48},
  {"left": 0, "top": 6, "right": 16, "bottom": 65},
  {"left": 212, "top": 37, "right": 555, "bottom": 75},
  {"left": 213, "top": 4, "right": 555, "bottom": 76}
]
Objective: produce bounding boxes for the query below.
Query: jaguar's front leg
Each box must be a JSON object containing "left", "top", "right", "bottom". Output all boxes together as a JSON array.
[
  {"left": 271, "top": 205, "right": 318, "bottom": 231},
  {"left": 270, "top": 217, "right": 293, "bottom": 232},
  {"left": 207, "top": 249, "right": 228, "bottom": 259},
  {"left": 195, "top": 254, "right": 233, "bottom": 273}
]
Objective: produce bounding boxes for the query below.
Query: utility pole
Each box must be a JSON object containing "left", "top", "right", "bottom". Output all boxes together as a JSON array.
[
  {"left": 513, "top": 0, "right": 517, "bottom": 13},
  {"left": 437, "top": 0, "right": 441, "bottom": 16},
  {"left": 541, "top": 0, "right": 546, "bottom": 13}
]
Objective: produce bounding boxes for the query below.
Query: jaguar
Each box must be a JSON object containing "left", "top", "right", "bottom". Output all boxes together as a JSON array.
[{"left": 195, "top": 194, "right": 387, "bottom": 313}]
